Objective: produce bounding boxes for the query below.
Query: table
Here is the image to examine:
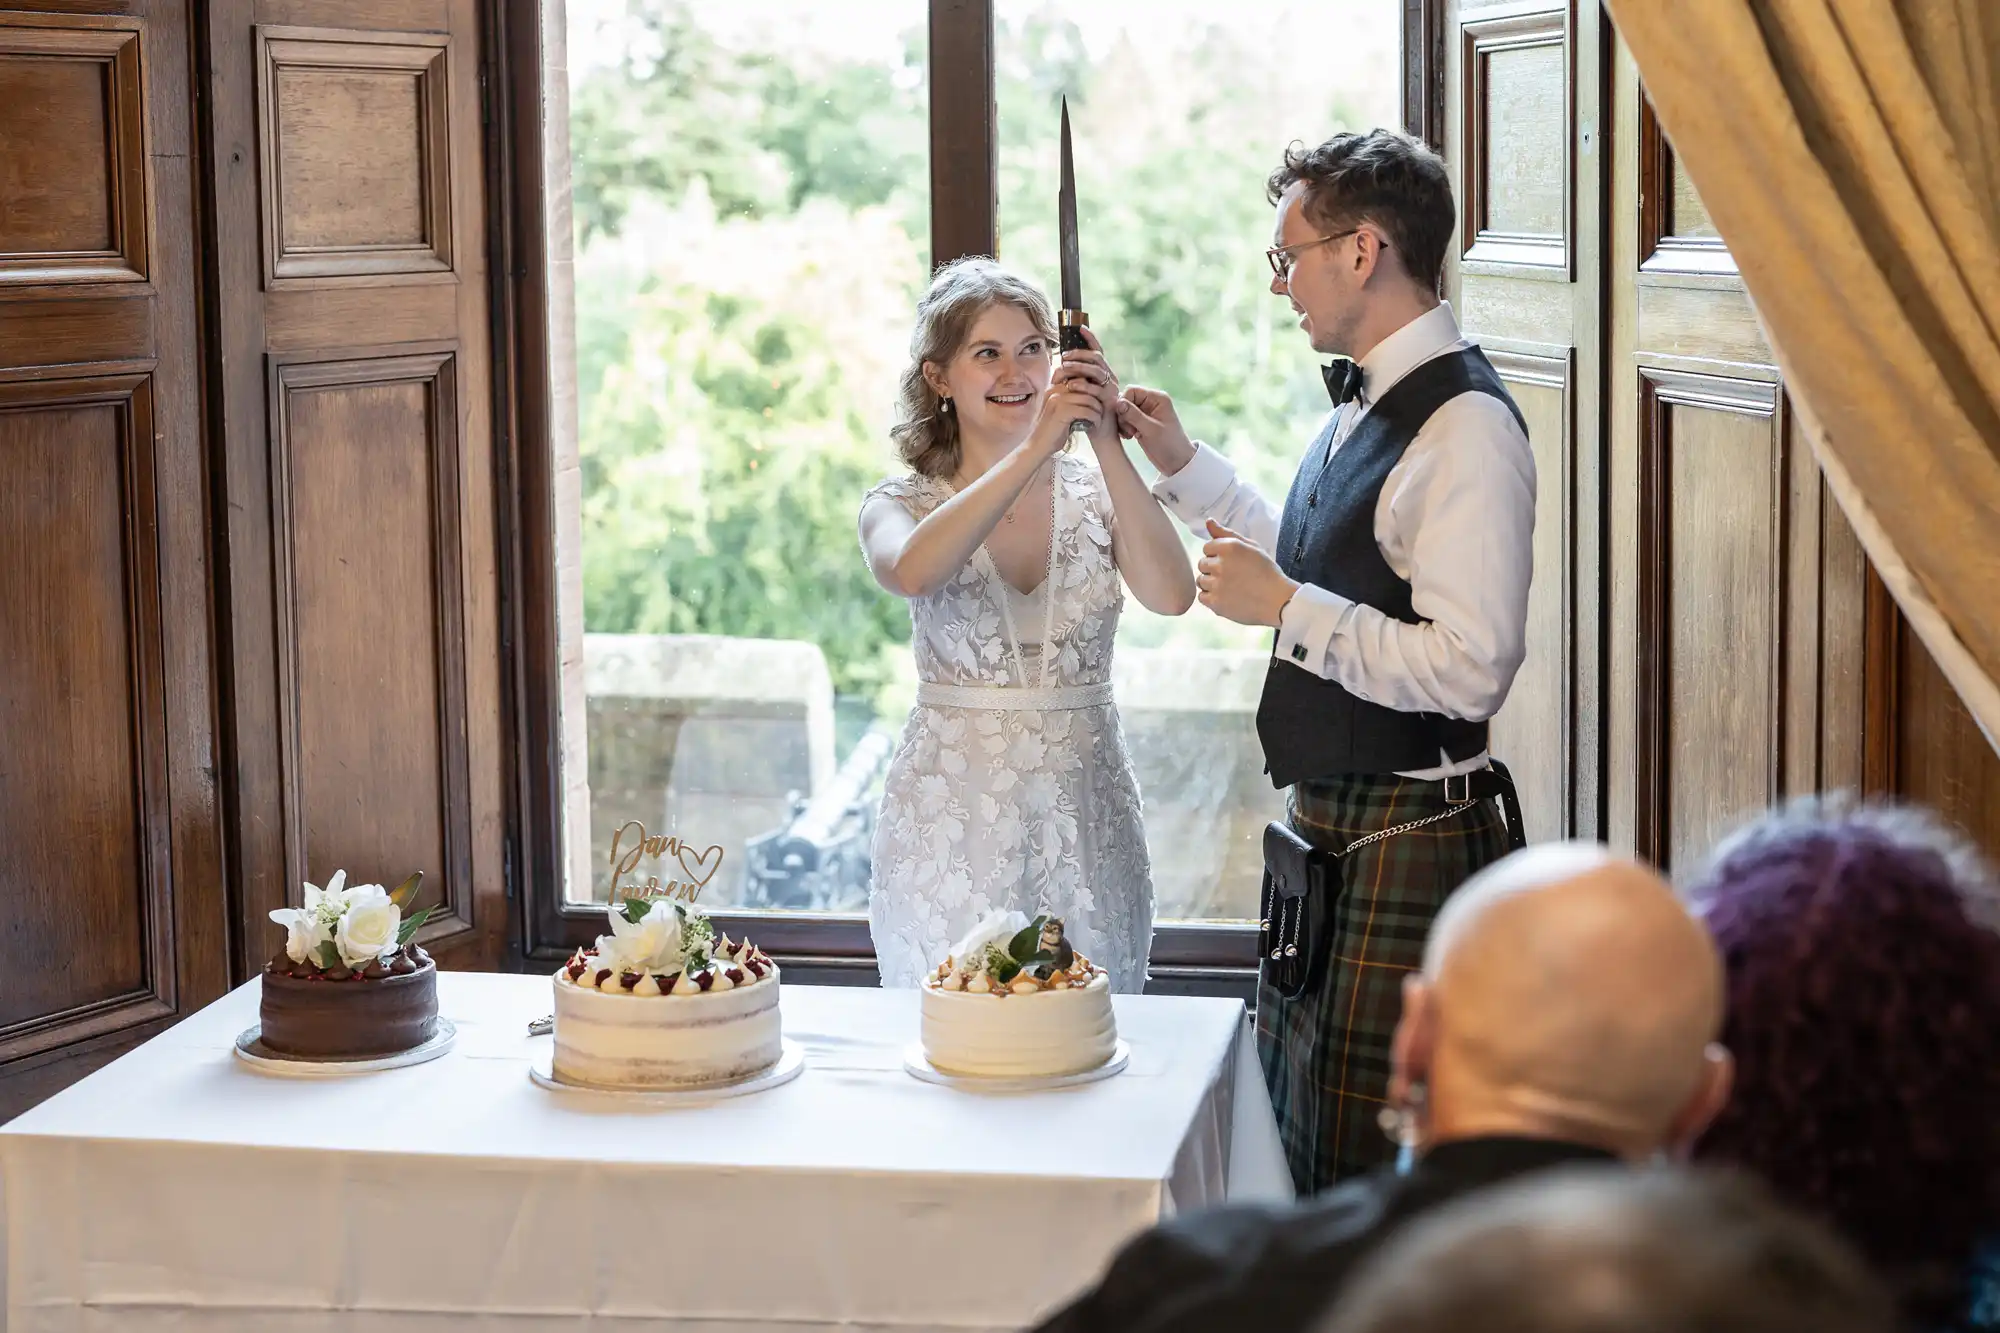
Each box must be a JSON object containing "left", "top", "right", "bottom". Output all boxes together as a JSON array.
[{"left": 2, "top": 973, "right": 1291, "bottom": 1331}]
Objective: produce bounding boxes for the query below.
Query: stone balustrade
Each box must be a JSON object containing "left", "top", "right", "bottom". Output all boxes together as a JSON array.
[{"left": 579, "top": 634, "right": 1277, "bottom": 922}]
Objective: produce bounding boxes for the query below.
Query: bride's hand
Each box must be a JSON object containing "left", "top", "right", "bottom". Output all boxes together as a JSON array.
[
  {"left": 1026, "top": 376, "right": 1106, "bottom": 460},
  {"left": 1053, "top": 328, "right": 1122, "bottom": 448}
]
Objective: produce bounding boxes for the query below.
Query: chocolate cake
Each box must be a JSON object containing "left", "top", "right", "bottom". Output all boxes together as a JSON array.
[{"left": 259, "top": 943, "right": 439, "bottom": 1059}]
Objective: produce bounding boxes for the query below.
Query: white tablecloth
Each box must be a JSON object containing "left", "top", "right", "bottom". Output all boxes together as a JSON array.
[{"left": 1, "top": 973, "right": 1291, "bottom": 1331}]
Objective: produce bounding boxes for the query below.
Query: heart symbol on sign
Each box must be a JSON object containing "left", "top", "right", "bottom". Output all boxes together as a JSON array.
[{"left": 676, "top": 843, "right": 725, "bottom": 890}]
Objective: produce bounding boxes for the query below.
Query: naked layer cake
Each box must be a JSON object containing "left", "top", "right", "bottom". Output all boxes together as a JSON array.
[{"left": 551, "top": 897, "right": 780, "bottom": 1090}]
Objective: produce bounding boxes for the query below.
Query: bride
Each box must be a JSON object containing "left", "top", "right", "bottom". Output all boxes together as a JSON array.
[{"left": 859, "top": 258, "right": 1196, "bottom": 992}]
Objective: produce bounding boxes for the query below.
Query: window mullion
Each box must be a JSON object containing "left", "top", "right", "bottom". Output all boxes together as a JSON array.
[{"left": 928, "top": 0, "right": 997, "bottom": 264}]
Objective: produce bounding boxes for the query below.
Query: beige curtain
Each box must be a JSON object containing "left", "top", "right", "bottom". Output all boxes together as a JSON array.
[{"left": 1605, "top": 0, "right": 2000, "bottom": 753}]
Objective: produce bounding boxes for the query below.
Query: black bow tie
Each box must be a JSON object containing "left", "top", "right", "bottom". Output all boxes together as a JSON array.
[{"left": 1322, "top": 359, "right": 1364, "bottom": 407}]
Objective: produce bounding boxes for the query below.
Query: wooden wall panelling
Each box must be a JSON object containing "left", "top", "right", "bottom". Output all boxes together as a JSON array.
[
  {"left": 1631, "top": 363, "right": 1786, "bottom": 870},
  {"left": 265, "top": 348, "right": 475, "bottom": 941},
  {"left": 1813, "top": 483, "right": 1871, "bottom": 793},
  {"left": 1637, "top": 99, "right": 1733, "bottom": 279},
  {"left": 207, "top": 0, "right": 505, "bottom": 979},
  {"left": 1459, "top": 0, "right": 1573, "bottom": 275},
  {"left": 1403, "top": 0, "right": 1447, "bottom": 148},
  {"left": 1895, "top": 628, "right": 2000, "bottom": 849},
  {"left": 0, "top": 375, "right": 173, "bottom": 1041},
  {"left": 0, "top": 2, "right": 227, "bottom": 1121},
  {"left": 255, "top": 25, "right": 454, "bottom": 286},
  {"left": 1482, "top": 342, "right": 1575, "bottom": 844},
  {"left": 0, "top": 16, "right": 150, "bottom": 287},
  {"left": 1444, "top": 0, "right": 1603, "bottom": 841},
  {"left": 1605, "top": 34, "right": 1885, "bottom": 870},
  {"left": 1862, "top": 579, "right": 2000, "bottom": 862}
]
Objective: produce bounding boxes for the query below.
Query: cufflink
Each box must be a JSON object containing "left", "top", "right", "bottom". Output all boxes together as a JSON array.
[{"left": 1291, "top": 643, "right": 1308, "bottom": 662}]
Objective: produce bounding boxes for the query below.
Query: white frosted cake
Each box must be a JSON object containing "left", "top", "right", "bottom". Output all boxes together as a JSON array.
[
  {"left": 920, "top": 912, "right": 1117, "bottom": 1078},
  {"left": 551, "top": 898, "right": 780, "bottom": 1090}
]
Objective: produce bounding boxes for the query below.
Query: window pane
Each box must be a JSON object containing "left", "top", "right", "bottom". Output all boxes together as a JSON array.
[
  {"left": 994, "top": 0, "right": 1402, "bottom": 923},
  {"left": 562, "top": 0, "right": 927, "bottom": 910}
]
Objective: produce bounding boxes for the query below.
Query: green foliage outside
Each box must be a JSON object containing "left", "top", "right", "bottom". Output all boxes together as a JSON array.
[{"left": 569, "top": 0, "right": 1383, "bottom": 725}]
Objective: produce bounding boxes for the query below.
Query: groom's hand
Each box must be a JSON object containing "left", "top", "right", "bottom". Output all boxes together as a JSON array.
[
  {"left": 1115, "top": 386, "right": 1196, "bottom": 477},
  {"left": 1197, "top": 520, "right": 1299, "bottom": 628}
]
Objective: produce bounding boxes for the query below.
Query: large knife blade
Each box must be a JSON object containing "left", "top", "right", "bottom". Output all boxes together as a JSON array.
[{"left": 1057, "top": 96, "right": 1087, "bottom": 354}]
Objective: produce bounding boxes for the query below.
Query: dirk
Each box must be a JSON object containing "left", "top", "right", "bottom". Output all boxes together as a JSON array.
[{"left": 1057, "top": 96, "right": 1091, "bottom": 435}]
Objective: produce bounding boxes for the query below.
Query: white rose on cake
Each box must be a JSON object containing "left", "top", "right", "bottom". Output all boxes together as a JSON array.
[
  {"left": 598, "top": 898, "right": 687, "bottom": 975},
  {"left": 268, "top": 868, "right": 434, "bottom": 973},
  {"left": 334, "top": 886, "right": 403, "bottom": 967}
]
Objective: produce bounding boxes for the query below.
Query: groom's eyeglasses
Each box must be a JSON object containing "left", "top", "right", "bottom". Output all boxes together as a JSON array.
[{"left": 1265, "top": 228, "right": 1366, "bottom": 279}]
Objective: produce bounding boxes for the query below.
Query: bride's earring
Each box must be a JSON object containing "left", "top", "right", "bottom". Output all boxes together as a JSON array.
[
  {"left": 939, "top": 395, "right": 953, "bottom": 414},
  {"left": 1377, "top": 1080, "right": 1427, "bottom": 1176}
]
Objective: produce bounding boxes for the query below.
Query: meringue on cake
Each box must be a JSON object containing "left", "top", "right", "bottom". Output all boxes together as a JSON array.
[
  {"left": 920, "top": 912, "right": 1116, "bottom": 1078},
  {"left": 551, "top": 897, "right": 780, "bottom": 1090}
]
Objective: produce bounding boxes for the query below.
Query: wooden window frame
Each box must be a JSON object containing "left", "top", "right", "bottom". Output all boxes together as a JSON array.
[{"left": 487, "top": 0, "right": 1437, "bottom": 985}]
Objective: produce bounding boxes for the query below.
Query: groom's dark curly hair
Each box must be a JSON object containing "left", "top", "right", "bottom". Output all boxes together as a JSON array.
[{"left": 1268, "top": 129, "right": 1454, "bottom": 292}]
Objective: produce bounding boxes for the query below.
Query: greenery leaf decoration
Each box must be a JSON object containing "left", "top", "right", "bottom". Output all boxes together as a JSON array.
[
  {"left": 992, "top": 956, "right": 1021, "bottom": 984},
  {"left": 387, "top": 871, "right": 425, "bottom": 910},
  {"left": 620, "top": 896, "right": 651, "bottom": 925},
  {"left": 1008, "top": 916, "right": 1048, "bottom": 962},
  {"left": 314, "top": 941, "right": 341, "bottom": 970},
  {"left": 396, "top": 906, "right": 437, "bottom": 947}
]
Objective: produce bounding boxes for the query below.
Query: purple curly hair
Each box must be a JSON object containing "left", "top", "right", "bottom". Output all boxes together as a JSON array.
[{"left": 1685, "top": 798, "right": 2000, "bottom": 1313}]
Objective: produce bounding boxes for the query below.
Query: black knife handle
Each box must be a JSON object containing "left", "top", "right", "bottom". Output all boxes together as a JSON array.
[
  {"left": 1058, "top": 309, "right": 1089, "bottom": 353},
  {"left": 1057, "top": 310, "right": 1092, "bottom": 434}
]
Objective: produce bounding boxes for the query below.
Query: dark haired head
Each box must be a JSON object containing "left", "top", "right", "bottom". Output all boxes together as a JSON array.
[
  {"left": 1317, "top": 1166, "right": 1901, "bottom": 1333},
  {"left": 1267, "top": 129, "right": 1454, "bottom": 292},
  {"left": 1686, "top": 798, "right": 2000, "bottom": 1321}
]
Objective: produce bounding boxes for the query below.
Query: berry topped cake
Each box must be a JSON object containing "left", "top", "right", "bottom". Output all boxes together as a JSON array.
[
  {"left": 260, "top": 870, "right": 439, "bottom": 1059},
  {"left": 551, "top": 897, "right": 781, "bottom": 1090},
  {"left": 920, "top": 911, "right": 1116, "bottom": 1078}
]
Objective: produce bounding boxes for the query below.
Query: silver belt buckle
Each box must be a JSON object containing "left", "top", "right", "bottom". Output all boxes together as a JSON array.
[{"left": 1443, "top": 772, "right": 1472, "bottom": 805}]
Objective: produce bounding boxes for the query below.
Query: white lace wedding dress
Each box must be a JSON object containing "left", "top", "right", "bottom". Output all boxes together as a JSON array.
[{"left": 863, "top": 453, "right": 1154, "bottom": 992}]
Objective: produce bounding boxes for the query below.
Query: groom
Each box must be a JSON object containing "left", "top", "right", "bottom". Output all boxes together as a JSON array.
[{"left": 1117, "top": 129, "right": 1536, "bottom": 1192}]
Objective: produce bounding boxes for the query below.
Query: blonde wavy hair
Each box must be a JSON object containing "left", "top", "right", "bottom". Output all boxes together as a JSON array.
[{"left": 891, "top": 257, "right": 1058, "bottom": 478}]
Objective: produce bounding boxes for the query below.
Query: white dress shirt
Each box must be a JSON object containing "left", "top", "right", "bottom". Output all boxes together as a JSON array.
[{"left": 1152, "top": 302, "right": 1537, "bottom": 780}]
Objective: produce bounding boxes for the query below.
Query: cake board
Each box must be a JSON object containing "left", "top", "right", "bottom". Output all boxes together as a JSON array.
[
  {"left": 902, "top": 1039, "right": 1130, "bottom": 1093},
  {"left": 527, "top": 1038, "right": 805, "bottom": 1106},
  {"left": 233, "top": 1019, "right": 458, "bottom": 1077}
]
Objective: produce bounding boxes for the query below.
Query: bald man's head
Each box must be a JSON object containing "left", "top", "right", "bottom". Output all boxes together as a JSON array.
[{"left": 1391, "top": 843, "right": 1731, "bottom": 1160}]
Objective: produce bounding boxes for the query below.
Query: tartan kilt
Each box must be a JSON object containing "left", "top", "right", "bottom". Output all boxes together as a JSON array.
[{"left": 1256, "top": 773, "right": 1510, "bottom": 1195}]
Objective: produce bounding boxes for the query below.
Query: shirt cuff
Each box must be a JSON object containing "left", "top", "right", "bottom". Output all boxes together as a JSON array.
[
  {"left": 1274, "top": 583, "right": 1352, "bottom": 681},
  {"left": 1150, "top": 442, "right": 1236, "bottom": 529}
]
